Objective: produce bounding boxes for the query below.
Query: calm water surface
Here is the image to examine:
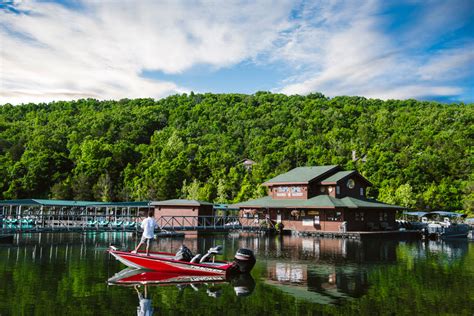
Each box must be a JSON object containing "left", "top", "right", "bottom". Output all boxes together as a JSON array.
[{"left": 0, "top": 232, "right": 473, "bottom": 315}]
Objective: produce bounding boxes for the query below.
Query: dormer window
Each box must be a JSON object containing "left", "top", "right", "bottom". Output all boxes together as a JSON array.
[
  {"left": 336, "top": 186, "right": 340, "bottom": 195},
  {"left": 360, "top": 187, "right": 364, "bottom": 196},
  {"left": 320, "top": 186, "right": 326, "bottom": 193}
]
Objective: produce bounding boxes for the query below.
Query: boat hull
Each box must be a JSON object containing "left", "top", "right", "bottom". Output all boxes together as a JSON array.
[
  {"left": 426, "top": 223, "right": 470, "bottom": 239},
  {"left": 108, "top": 249, "right": 233, "bottom": 276}
]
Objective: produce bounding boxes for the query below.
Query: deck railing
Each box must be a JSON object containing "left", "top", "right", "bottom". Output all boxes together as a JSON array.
[
  {"left": 0, "top": 215, "right": 266, "bottom": 232},
  {"left": 0, "top": 214, "right": 141, "bottom": 233},
  {"left": 157, "top": 215, "right": 243, "bottom": 230}
]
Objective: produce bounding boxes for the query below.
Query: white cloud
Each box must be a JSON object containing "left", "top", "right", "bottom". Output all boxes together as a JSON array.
[
  {"left": 1, "top": 0, "right": 472, "bottom": 104},
  {"left": 275, "top": 0, "right": 473, "bottom": 100},
  {"left": 0, "top": 0, "right": 292, "bottom": 104},
  {"left": 417, "top": 46, "right": 474, "bottom": 81}
]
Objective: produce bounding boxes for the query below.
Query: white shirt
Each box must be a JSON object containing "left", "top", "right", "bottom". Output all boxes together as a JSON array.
[{"left": 141, "top": 217, "right": 157, "bottom": 239}]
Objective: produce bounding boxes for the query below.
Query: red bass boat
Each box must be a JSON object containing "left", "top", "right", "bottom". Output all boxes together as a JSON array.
[{"left": 108, "top": 245, "right": 256, "bottom": 277}]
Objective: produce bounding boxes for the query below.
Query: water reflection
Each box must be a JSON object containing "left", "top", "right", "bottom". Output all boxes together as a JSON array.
[
  {"left": 232, "top": 234, "right": 399, "bottom": 263},
  {"left": 265, "top": 261, "right": 369, "bottom": 304},
  {"left": 135, "top": 285, "right": 154, "bottom": 316},
  {"left": 108, "top": 267, "right": 256, "bottom": 312},
  {"left": 0, "top": 232, "right": 472, "bottom": 315},
  {"left": 244, "top": 235, "right": 469, "bottom": 305}
]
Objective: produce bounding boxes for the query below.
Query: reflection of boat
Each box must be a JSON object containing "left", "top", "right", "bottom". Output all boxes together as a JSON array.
[
  {"left": 108, "top": 268, "right": 228, "bottom": 285},
  {"left": 108, "top": 245, "right": 256, "bottom": 276},
  {"left": 108, "top": 268, "right": 256, "bottom": 297}
]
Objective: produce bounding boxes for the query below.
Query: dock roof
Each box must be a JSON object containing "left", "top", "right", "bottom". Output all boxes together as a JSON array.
[
  {"left": 0, "top": 199, "right": 149, "bottom": 208},
  {"left": 149, "top": 199, "right": 213, "bottom": 206}
]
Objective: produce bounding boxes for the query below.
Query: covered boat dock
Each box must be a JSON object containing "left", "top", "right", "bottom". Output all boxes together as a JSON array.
[{"left": 0, "top": 199, "right": 150, "bottom": 232}]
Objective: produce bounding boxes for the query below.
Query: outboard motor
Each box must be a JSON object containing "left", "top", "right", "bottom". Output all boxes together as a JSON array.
[
  {"left": 232, "top": 248, "right": 256, "bottom": 273},
  {"left": 174, "top": 245, "right": 193, "bottom": 262}
]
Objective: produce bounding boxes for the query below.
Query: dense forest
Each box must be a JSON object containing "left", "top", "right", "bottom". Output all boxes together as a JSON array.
[{"left": 0, "top": 92, "right": 472, "bottom": 214}]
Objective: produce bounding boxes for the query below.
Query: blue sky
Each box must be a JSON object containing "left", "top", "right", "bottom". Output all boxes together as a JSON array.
[{"left": 0, "top": 0, "right": 473, "bottom": 104}]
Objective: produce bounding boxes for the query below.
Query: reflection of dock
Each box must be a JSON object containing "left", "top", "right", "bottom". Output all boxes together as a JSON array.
[
  {"left": 294, "top": 230, "right": 421, "bottom": 240},
  {"left": 0, "top": 234, "right": 14, "bottom": 243}
]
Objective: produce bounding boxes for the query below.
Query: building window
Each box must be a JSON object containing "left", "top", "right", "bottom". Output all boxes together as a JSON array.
[
  {"left": 346, "top": 179, "right": 355, "bottom": 189},
  {"left": 327, "top": 211, "right": 342, "bottom": 221},
  {"left": 290, "top": 186, "right": 304, "bottom": 197},
  {"left": 360, "top": 187, "right": 364, "bottom": 196},
  {"left": 355, "top": 211, "right": 365, "bottom": 221},
  {"left": 336, "top": 186, "right": 340, "bottom": 195},
  {"left": 291, "top": 187, "right": 302, "bottom": 193},
  {"left": 379, "top": 211, "right": 388, "bottom": 221}
]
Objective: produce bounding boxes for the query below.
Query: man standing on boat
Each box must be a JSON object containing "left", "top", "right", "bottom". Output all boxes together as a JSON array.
[{"left": 132, "top": 210, "right": 159, "bottom": 256}]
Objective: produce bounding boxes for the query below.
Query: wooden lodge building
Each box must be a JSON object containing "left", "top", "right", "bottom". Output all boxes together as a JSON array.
[{"left": 234, "top": 165, "right": 402, "bottom": 233}]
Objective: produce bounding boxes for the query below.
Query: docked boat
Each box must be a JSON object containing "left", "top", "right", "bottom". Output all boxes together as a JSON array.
[
  {"left": 108, "top": 245, "right": 256, "bottom": 276},
  {"left": 402, "top": 211, "right": 470, "bottom": 239}
]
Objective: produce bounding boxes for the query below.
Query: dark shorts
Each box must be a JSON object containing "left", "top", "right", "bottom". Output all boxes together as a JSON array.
[{"left": 140, "top": 236, "right": 154, "bottom": 246}]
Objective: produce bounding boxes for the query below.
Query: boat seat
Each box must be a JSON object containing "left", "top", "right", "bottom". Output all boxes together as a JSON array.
[{"left": 174, "top": 245, "right": 193, "bottom": 262}]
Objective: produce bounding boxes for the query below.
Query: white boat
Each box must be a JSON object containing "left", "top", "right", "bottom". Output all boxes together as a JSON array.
[{"left": 402, "top": 211, "right": 470, "bottom": 239}]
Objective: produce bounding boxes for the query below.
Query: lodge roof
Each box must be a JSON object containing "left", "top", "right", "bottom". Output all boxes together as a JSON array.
[
  {"left": 149, "top": 199, "right": 213, "bottom": 206},
  {"left": 232, "top": 195, "right": 403, "bottom": 210},
  {"left": 263, "top": 165, "right": 340, "bottom": 185},
  {"left": 319, "top": 170, "right": 355, "bottom": 183}
]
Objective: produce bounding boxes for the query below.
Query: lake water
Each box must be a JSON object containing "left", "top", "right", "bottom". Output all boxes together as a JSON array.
[{"left": 0, "top": 232, "right": 473, "bottom": 315}]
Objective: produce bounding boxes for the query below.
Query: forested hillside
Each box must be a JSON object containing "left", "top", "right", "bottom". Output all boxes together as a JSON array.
[{"left": 0, "top": 92, "right": 472, "bottom": 214}]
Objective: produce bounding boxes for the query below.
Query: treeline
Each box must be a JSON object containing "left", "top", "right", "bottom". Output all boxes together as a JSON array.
[{"left": 0, "top": 92, "right": 472, "bottom": 214}]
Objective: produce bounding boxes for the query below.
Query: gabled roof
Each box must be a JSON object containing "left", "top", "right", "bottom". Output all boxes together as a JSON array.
[
  {"left": 263, "top": 165, "right": 340, "bottom": 186},
  {"left": 320, "top": 170, "right": 372, "bottom": 186},
  {"left": 320, "top": 171, "right": 355, "bottom": 183},
  {"left": 150, "top": 199, "right": 213, "bottom": 206},
  {"left": 232, "top": 195, "right": 402, "bottom": 210}
]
